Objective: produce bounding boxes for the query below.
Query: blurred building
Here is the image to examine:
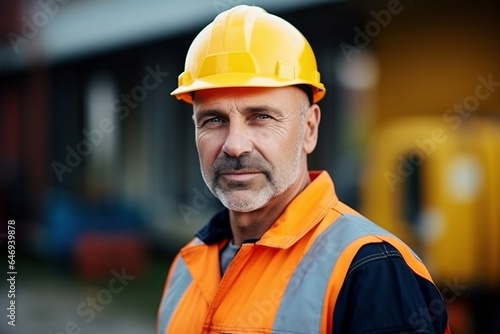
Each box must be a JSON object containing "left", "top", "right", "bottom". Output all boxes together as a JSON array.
[{"left": 0, "top": 0, "right": 499, "bottom": 332}]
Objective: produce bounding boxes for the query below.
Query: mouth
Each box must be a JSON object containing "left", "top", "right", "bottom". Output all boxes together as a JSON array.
[{"left": 219, "top": 170, "right": 262, "bottom": 182}]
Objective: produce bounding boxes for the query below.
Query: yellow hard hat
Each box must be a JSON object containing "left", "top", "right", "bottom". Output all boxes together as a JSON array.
[{"left": 171, "top": 5, "right": 326, "bottom": 104}]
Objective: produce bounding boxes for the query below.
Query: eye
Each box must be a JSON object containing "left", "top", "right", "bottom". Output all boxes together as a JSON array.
[
  {"left": 207, "top": 117, "right": 222, "bottom": 123},
  {"left": 198, "top": 116, "right": 224, "bottom": 128},
  {"left": 255, "top": 114, "right": 271, "bottom": 120}
]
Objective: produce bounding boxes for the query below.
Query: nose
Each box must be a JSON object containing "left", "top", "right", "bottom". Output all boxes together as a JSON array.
[{"left": 222, "top": 120, "right": 253, "bottom": 157}]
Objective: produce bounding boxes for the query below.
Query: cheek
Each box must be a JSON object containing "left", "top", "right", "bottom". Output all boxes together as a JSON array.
[
  {"left": 255, "top": 130, "right": 299, "bottom": 165},
  {"left": 262, "top": 123, "right": 301, "bottom": 150},
  {"left": 196, "top": 132, "right": 223, "bottom": 167}
]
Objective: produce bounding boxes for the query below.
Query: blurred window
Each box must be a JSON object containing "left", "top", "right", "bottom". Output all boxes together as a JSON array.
[{"left": 84, "top": 71, "right": 119, "bottom": 191}]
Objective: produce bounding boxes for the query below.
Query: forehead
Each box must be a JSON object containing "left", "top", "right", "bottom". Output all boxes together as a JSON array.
[{"left": 193, "top": 86, "right": 305, "bottom": 110}]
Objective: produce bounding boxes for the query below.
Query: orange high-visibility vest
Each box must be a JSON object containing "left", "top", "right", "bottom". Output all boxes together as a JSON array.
[{"left": 157, "top": 171, "right": 450, "bottom": 334}]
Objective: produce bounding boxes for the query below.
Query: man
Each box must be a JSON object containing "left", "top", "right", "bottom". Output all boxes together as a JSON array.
[{"left": 158, "top": 5, "right": 450, "bottom": 334}]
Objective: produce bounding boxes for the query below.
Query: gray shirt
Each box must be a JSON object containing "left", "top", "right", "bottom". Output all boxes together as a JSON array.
[{"left": 220, "top": 239, "right": 240, "bottom": 275}]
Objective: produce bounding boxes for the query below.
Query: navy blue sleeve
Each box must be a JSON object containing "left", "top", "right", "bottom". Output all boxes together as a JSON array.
[{"left": 333, "top": 242, "right": 448, "bottom": 334}]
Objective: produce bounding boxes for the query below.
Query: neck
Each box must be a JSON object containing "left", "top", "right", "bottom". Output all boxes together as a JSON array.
[{"left": 229, "top": 168, "right": 311, "bottom": 246}]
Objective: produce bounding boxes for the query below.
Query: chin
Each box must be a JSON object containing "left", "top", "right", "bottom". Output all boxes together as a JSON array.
[{"left": 218, "top": 190, "right": 272, "bottom": 213}]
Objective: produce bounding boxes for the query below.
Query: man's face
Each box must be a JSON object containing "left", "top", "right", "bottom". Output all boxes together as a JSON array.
[{"left": 193, "top": 86, "right": 310, "bottom": 212}]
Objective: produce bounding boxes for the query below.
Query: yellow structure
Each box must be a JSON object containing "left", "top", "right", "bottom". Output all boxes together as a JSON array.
[{"left": 362, "top": 116, "right": 500, "bottom": 286}]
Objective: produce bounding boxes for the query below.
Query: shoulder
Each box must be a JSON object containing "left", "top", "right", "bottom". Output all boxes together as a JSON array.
[
  {"left": 333, "top": 241, "right": 448, "bottom": 334},
  {"left": 346, "top": 241, "right": 404, "bottom": 278}
]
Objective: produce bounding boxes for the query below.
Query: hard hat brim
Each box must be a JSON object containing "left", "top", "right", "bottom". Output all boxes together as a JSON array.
[{"left": 171, "top": 73, "right": 325, "bottom": 104}]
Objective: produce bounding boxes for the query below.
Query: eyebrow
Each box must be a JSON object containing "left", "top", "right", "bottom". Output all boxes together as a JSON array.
[
  {"left": 194, "top": 104, "right": 284, "bottom": 122},
  {"left": 193, "top": 109, "right": 226, "bottom": 123},
  {"left": 245, "top": 105, "right": 283, "bottom": 116}
]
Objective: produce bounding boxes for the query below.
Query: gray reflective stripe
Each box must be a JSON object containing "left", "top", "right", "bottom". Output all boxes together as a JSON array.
[
  {"left": 159, "top": 257, "right": 192, "bottom": 333},
  {"left": 273, "top": 214, "right": 398, "bottom": 333}
]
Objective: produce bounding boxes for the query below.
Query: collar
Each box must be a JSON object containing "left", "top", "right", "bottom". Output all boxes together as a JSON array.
[{"left": 195, "top": 170, "right": 338, "bottom": 248}]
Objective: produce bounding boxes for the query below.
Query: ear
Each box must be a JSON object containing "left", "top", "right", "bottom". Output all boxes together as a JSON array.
[{"left": 303, "top": 104, "right": 321, "bottom": 154}]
